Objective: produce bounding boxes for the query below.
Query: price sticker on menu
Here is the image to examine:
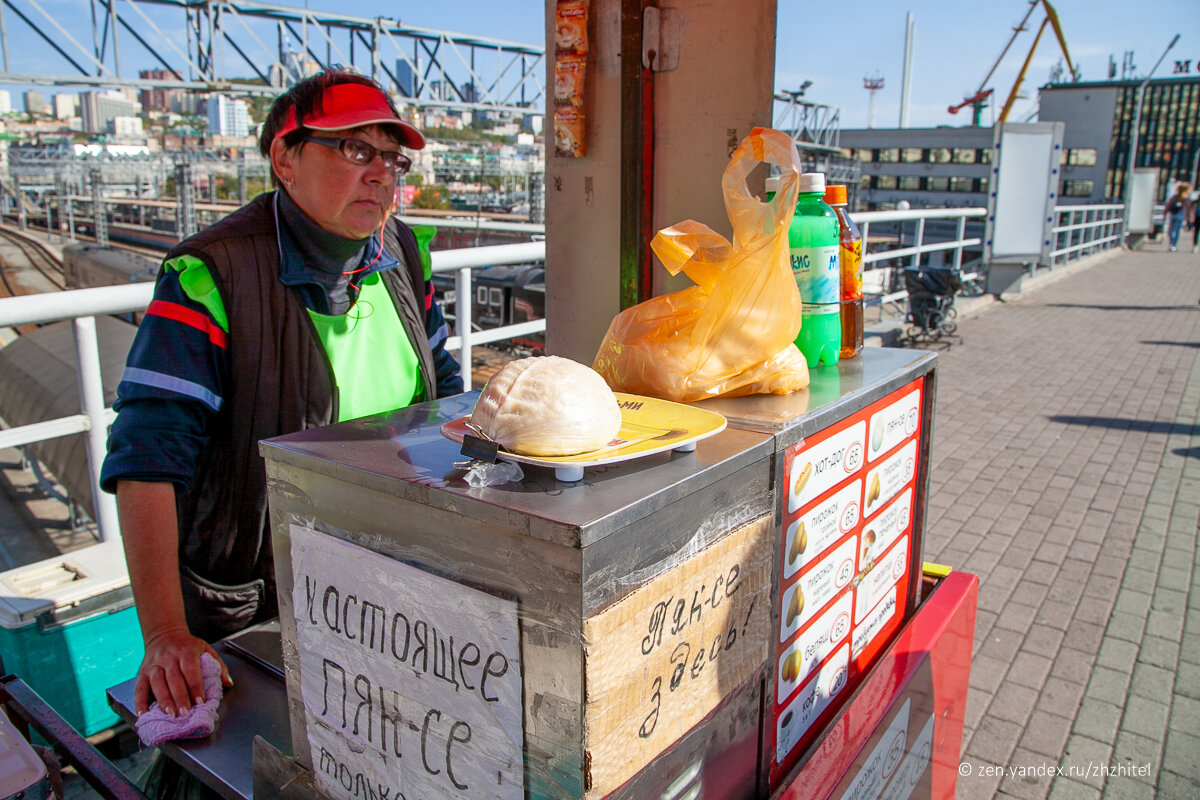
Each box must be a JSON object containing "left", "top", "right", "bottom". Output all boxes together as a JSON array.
[
  {"left": 862, "top": 440, "right": 917, "bottom": 520},
  {"left": 783, "top": 480, "right": 862, "bottom": 579},
  {"left": 788, "top": 421, "right": 866, "bottom": 513},
  {"left": 780, "top": 536, "right": 857, "bottom": 642},
  {"left": 859, "top": 488, "right": 912, "bottom": 566},
  {"left": 866, "top": 388, "right": 921, "bottom": 463},
  {"left": 775, "top": 644, "right": 850, "bottom": 764},
  {"left": 776, "top": 592, "right": 853, "bottom": 704},
  {"left": 854, "top": 537, "right": 909, "bottom": 625}
]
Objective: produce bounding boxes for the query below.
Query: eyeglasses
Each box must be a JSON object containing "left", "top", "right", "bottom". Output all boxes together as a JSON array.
[{"left": 306, "top": 136, "right": 412, "bottom": 175}]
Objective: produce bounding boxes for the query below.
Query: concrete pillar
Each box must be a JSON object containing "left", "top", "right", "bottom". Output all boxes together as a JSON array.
[{"left": 545, "top": 0, "right": 778, "bottom": 363}]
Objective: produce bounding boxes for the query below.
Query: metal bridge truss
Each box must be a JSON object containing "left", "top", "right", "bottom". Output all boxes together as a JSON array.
[
  {"left": 773, "top": 89, "right": 861, "bottom": 205},
  {"left": 0, "top": 0, "right": 545, "bottom": 113}
]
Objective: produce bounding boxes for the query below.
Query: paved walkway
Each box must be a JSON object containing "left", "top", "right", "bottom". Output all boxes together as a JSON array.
[{"left": 918, "top": 244, "right": 1200, "bottom": 798}]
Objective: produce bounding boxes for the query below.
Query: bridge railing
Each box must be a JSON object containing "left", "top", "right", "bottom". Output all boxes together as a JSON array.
[
  {"left": 0, "top": 201, "right": 1130, "bottom": 541},
  {"left": 0, "top": 243, "right": 547, "bottom": 543},
  {"left": 1049, "top": 204, "right": 1125, "bottom": 268}
]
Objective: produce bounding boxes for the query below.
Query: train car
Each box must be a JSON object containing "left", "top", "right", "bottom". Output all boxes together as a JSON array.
[{"left": 432, "top": 263, "right": 546, "bottom": 354}]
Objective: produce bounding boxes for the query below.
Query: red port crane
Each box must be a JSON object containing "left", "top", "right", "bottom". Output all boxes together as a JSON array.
[{"left": 948, "top": 0, "right": 1078, "bottom": 126}]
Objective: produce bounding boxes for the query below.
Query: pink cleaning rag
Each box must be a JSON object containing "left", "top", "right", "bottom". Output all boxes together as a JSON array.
[{"left": 135, "top": 653, "right": 224, "bottom": 747}]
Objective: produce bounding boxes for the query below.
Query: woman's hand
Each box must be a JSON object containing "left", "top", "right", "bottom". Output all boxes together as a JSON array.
[{"left": 134, "top": 628, "right": 233, "bottom": 716}]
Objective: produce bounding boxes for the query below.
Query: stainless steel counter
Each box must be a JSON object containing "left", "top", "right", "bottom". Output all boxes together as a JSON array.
[
  {"left": 695, "top": 346, "right": 937, "bottom": 447},
  {"left": 260, "top": 391, "right": 775, "bottom": 549},
  {"left": 107, "top": 623, "right": 291, "bottom": 800}
]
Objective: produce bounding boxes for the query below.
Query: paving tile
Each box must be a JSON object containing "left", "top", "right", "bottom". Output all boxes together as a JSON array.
[
  {"left": 1022, "top": 624, "right": 1066, "bottom": 660},
  {"left": 1048, "top": 647, "right": 1095, "bottom": 685},
  {"left": 1046, "top": 778, "right": 1100, "bottom": 799},
  {"left": 1061, "top": 735, "right": 1112, "bottom": 789},
  {"left": 1062, "top": 621, "right": 1105, "bottom": 656},
  {"left": 1138, "top": 635, "right": 1180, "bottom": 671},
  {"left": 1173, "top": 661, "right": 1200, "bottom": 700},
  {"left": 997, "top": 602, "right": 1040, "bottom": 635},
  {"left": 1104, "top": 612, "right": 1147, "bottom": 645},
  {"left": 999, "top": 746, "right": 1056, "bottom": 799},
  {"left": 991, "top": 682, "right": 1042, "bottom": 726},
  {"left": 1111, "top": 589, "right": 1151, "bottom": 619},
  {"left": 1099, "top": 778, "right": 1156, "bottom": 799},
  {"left": 1039, "top": 676, "right": 1086, "bottom": 721},
  {"left": 1019, "top": 710, "right": 1073, "bottom": 760},
  {"left": 1072, "top": 697, "right": 1121, "bottom": 746},
  {"left": 1157, "top": 771, "right": 1200, "bottom": 800},
  {"left": 966, "top": 709, "right": 1024, "bottom": 762},
  {"left": 1127, "top": 661, "right": 1175, "bottom": 701},
  {"left": 1168, "top": 694, "right": 1200, "bottom": 735},
  {"left": 1111, "top": 730, "right": 1163, "bottom": 779},
  {"left": 1084, "top": 667, "right": 1129, "bottom": 708},
  {"left": 1119, "top": 695, "right": 1170, "bottom": 742},
  {"left": 1160, "top": 728, "right": 1200, "bottom": 784}
]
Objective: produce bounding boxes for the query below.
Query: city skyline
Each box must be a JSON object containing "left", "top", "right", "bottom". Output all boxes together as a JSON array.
[{"left": 0, "top": 1, "right": 1195, "bottom": 130}]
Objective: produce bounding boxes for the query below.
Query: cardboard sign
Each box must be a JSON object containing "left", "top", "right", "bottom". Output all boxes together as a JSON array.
[
  {"left": 289, "top": 524, "right": 524, "bottom": 800},
  {"left": 582, "top": 517, "right": 772, "bottom": 798}
]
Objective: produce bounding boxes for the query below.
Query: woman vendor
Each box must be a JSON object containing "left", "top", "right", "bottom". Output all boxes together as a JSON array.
[{"left": 101, "top": 68, "right": 463, "bottom": 718}]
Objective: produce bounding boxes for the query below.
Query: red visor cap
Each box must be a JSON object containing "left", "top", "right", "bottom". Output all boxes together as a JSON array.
[{"left": 274, "top": 83, "right": 425, "bottom": 150}]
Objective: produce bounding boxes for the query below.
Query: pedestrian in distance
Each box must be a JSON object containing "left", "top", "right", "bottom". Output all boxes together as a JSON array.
[
  {"left": 1189, "top": 188, "right": 1199, "bottom": 254},
  {"left": 1164, "top": 181, "right": 1191, "bottom": 251},
  {"left": 100, "top": 67, "right": 464, "bottom": 721}
]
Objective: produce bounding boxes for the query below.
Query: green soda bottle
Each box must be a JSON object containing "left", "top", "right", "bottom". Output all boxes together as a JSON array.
[{"left": 790, "top": 172, "right": 842, "bottom": 367}]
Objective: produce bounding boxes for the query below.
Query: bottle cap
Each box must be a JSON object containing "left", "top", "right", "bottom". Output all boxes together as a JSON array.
[
  {"left": 764, "top": 175, "right": 780, "bottom": 194},
  {"left": 824, "top": 184, "right": 847, "bottom": 205},
  {"left": 798, "top": 172, "right": 826, "bottom": 195}
]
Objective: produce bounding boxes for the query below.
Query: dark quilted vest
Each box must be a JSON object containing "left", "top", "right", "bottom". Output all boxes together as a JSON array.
[{"left": 166, "top": 192, "right": 435, "bottom": 636}]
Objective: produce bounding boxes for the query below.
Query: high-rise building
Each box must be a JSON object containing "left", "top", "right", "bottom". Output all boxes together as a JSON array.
[
  {"left": 79, "top": 90, "right": 137, "bottom": 133},
  {"left": 53, "top": 93, "right": 79, "bottom": 120},
  {"left": 394, "top": 58, "right": 417, "bottom": 98},
  {"left": 23, "top": 90, "right": 47, "bottom": 115},
  {"left": 0, "top": 91, "right": 11, "bottom": 114},
  {"left": 1038, "top": 76, "right": 1200, "bottom": 202},
  {"left": 139, "top": 69, "right": 182, "bottom": 113},
  {"left": 207, "top": 94, "right": 250, "bottom": 138}
]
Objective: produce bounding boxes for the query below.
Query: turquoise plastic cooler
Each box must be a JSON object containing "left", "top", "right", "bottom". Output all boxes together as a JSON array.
[{"left": 0, "top": 542, "right": 144, "bottom": 737}]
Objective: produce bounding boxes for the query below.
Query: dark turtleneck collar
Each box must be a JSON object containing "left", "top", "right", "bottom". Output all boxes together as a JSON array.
[{"left": 276, "top": 188, "right": 369, "bottom": 275}]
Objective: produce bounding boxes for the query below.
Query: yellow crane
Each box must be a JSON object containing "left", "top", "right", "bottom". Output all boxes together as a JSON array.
[{"left": 948, "top": 0, "right": 1078, "bottom": 126}]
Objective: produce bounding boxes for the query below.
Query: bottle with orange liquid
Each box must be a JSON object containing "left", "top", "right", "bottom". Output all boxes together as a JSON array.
[{"left": 823, "top": 184, "right": 863, "bottom": 360}]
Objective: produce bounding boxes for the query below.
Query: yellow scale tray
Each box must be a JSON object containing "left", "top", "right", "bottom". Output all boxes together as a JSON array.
[{"left": 440, "top": 392, "right": 728, "bottom": 482}]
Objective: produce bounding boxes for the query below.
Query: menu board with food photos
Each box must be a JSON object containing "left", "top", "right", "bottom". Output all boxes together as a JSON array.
[
  {"left": 770, "top": 377, "right": 927, "bottom": 783},
  {"left": 554, "top": 0, "right": 589, "bottom": 157}
]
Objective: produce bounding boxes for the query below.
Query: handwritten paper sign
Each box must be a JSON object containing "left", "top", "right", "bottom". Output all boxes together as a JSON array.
[
  {"left": 289, "top": 524, "right": 523, "bottom": 800},
  {"left": 581, "top": 516, "right": 771, "bottom": 797}
]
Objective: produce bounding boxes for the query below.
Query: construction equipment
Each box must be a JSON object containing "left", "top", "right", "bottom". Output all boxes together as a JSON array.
[{"left": 948, "top": 0, "right": 1078, "bottom": 126}]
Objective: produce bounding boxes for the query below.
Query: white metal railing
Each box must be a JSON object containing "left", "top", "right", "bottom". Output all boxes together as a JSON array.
[
  {"left": 1049, "top": 204, "right": 1125, "bottom": 267},
  {"left": 0, "top": 201, "right": 1125, "bottom": 542},
  {"left": 850, "top": 207, "right": 987, "bottom": 316},
  {"left": 0, "top": 243, "right": 547, "bottom": 543}
]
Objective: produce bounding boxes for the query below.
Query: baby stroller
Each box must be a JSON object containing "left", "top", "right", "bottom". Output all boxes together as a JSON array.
[{"left": 902, "top": 265, "right": 963, "bottom": 344}]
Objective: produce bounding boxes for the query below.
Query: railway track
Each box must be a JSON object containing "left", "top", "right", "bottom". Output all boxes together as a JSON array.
[{"left": 0, "top": 225, "right": 66, "bottom": 299}]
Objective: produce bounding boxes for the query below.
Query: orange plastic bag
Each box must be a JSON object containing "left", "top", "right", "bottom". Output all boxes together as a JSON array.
[{"left": 593, "top": 127, "right": 809, "bottom": 402}]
